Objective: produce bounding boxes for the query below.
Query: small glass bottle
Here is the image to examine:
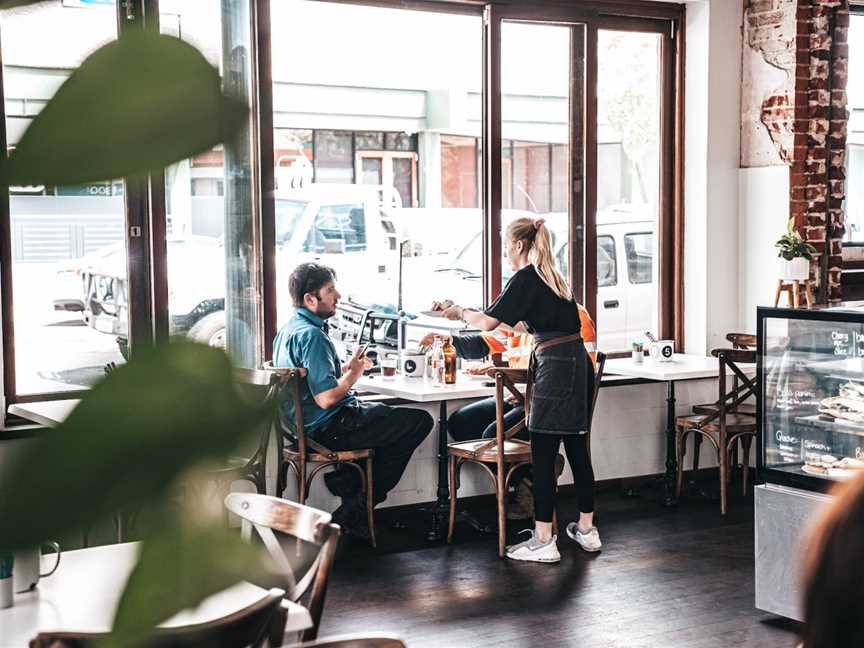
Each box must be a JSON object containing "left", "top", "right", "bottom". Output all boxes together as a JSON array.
[{"left": 443, "top": 336, "right": 457, "bottom": 384}]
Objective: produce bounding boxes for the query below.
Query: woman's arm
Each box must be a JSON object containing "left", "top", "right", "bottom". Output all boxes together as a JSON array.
[{"left": 441, "top": 305, "right": 500, "bottom": 331}]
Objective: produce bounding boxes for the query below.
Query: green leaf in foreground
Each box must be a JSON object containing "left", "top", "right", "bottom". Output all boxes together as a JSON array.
[
  {"left": 104, "top": 514, "right": 270, "bottom": 648},
  {"left": 0, "top": 342, "right": 273, "bottom": 549},
  {"left": 0, "top": 30, "right": 248, "bottom": 186}
]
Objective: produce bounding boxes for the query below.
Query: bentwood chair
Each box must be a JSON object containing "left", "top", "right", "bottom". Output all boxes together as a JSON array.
[
  {"left": 675, "top": 348, "right": 757, "bottom": 514},
  {"left": 447, "top": 353, "right": 606, "bottom": 558},
  {"left": 264, "top": 363, "right": 377, "bottom": 548},
  {"left": 688, "top": 334, "right": 757, "bottom": 478},
  {"left": 286, "top": 635, "right": 407, "bottom": 648},
  {"left": 30, "top": 588, "right": 285, "bottom": 648},
  {"left": 225, "top": 493, "right": 341, "bottom": 644}
]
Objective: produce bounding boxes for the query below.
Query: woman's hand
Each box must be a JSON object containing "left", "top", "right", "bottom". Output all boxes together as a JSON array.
[{"left": 419, "top": 332, "right": 435, "bottom": 347}]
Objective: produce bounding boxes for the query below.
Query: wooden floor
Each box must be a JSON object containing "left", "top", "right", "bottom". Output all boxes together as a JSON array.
[{"left": 319, "top": 484, "right": 800, "bottom": 648}]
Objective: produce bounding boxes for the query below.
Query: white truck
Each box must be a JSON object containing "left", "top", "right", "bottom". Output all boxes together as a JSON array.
[{"left": 53, "top": 183, "right": 405, "bottom": 356}]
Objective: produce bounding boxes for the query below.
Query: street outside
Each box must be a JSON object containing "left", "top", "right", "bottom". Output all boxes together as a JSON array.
[{"left": 12, "top": 262, "right": 122, "bottom": 395}]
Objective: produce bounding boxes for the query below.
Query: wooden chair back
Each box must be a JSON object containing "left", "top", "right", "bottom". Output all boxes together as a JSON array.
[
  {"left": 589, "top": 352, "right": 607, "bottom": 431},
  {"left": 31, "top": 588, "right": 285, "bottom": 648},
  {"left": 224, "top": 493, "right": 340, "bottom": 643},
  {"left": 286, "top": 635, "right": 407, "bottom": 648},
  {"left": 697, "top": 348, "right": 757, "bottom": 427},
  {"left": 232, "top": 367, "right": 287, "bottom": 478},
  {"left": 260, "top": 362, "right": 327, "bottom": 496},
  {"left": 725, "top": 332, "right": 756, "bottom": 350}
]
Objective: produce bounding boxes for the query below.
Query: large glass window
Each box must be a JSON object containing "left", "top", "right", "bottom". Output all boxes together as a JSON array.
[
  {"left": 597, "top": 30, "right": 662, "bottom": 350},
  {"left": 501, "top": 21, "right": 574, "bottom": 294},
  {"left": 270, "top": 1, "right": 483, "bottom": 330},
  {"left": 2, "top": 2, "right": 124, "bottom": 395},
  {"left": 845, "top": 12, "right": 863, "bottom": 243},
  {"left": 159, "top": 0, "right": 261, "bottom": 366}
]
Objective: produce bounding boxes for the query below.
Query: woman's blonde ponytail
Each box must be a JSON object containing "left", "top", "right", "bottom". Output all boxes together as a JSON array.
[{"left": 507, "top": 217, "right": 573, "bottom": 302}]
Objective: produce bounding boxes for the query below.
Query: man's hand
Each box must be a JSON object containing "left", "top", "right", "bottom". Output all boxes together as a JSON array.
[
  {"left": 419, "top": 332, "right": 435, "bottom": 348},
  {"left": 346, "top": 344, "right": 369, "bottom": 377},
  {"left": 442, "top": 304, "right": 464, "bottom": 321},
  {"left": 430, "top": 299, "right": 454, "bottom": 312}
]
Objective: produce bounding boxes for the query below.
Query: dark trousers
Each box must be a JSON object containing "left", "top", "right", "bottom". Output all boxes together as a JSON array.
[
  {"left": 314, "top": 404, "right": 433, "bottom": 505},
  {"left": 448, "top": 396, "right": 527, "bottom": 442},
  {"left": 532, "top": 432, "right": 595, "bottom": 523}
]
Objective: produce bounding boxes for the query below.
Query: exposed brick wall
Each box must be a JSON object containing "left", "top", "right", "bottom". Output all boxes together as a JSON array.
[
  {"left": 791, "top": 0, "right": 850, "bottom": 302},
  {"left": 742, "top": 0, "right": 797, "bottom": 166}
]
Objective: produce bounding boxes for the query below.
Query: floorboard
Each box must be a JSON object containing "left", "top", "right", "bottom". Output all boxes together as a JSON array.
[{"left": 317, "top": 483, "right": 801, "bottom": 648}]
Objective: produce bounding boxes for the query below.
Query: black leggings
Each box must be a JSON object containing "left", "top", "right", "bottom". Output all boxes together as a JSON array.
[{"left": 531, "top": 432, "right": 595, "bottom": 523}]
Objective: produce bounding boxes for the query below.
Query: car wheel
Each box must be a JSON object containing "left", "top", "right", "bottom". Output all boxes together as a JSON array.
[{"left": 188, "top": 311, "right": 227, "bottom": 348}]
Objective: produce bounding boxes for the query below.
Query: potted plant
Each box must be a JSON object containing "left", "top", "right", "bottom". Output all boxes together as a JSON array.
[{"left": 775, "top": 218, "right": 817, "bottom": 282}]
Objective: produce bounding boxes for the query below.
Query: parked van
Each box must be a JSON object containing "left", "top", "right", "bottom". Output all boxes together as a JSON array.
[{"left": 413, "top": 205, "right": 655, "bottom": 351}]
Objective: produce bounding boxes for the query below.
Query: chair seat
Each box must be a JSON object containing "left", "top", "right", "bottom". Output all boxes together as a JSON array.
[
  {"left": 284, "top": 447, "right": 374, "bottom": 462},
  {"left": 448, "top": 438, "right": 531, "bottom": 462},
  {"left": 676, "top": 412, "right": 757, "bottom": 433},
  {"left": 692, "top": 402, "right": 756, "bottom": 416}
]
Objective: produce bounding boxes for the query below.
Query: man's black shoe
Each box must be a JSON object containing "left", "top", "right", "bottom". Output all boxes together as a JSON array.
[
  {"left": 324, "top": 467, "right": 362, "bottom": 499},
  {"left": 332, "top": 499, "right": 373, "bottom": 544}
]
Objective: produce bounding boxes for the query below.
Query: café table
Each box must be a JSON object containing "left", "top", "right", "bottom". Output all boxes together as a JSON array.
[
  {"left": 8, "top": 399, "right": 79, "bottom": 427},
  {"left": 604, "top": 353, "right": 756, "bottom": 506},
  {"left": 1, "top": 542, "right": 313, "bottom": 647},
  {"left": 355, "top": 373, "right": 496, "bottom": 540}
]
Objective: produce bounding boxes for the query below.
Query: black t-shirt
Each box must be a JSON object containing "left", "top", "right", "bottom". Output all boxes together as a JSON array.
[{"left": 484, "top": 264, "right": 580, "bottom": 335}]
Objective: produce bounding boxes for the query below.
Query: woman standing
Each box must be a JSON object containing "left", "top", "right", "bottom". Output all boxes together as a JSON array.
[{"left": 437, "top": 217, "right": 600, "bottom": 562}]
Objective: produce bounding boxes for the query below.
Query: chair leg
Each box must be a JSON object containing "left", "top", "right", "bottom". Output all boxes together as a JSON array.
[
  {"left": 675, "top": 427, "right": 686, "bottom": 499},
  {"left": 448, "top": 456, "right": 458, "bottom": 544},
  {"left": 365, "top": 458, "right": 376, "bottom": 549},
  {"left": 730, "top": 443, "right": 739, "bottom": 485},
  {"left": 741, "top": 435, "right": 753, "bottom": 496},
  {"left": 692, "top": 432, "right": 702, "bottom": 472},
  {"left": 719, "top": 442, "right": 728, "bottom": 516},
  {"left": 497, "top": 470, "right": 506, "bottom": 559}
]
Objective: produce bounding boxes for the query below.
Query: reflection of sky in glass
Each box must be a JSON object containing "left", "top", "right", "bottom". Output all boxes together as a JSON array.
[{"left": 850, "top": 15, "right": 863, "bottom": 109}]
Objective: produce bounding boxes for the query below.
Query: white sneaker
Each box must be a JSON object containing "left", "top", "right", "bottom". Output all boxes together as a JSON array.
[
  {"left": 567, "top": 523, "right": 602, "bottom": 552},
  {"left": 505, "top": 529, "right": 561, "bottom": 563}
]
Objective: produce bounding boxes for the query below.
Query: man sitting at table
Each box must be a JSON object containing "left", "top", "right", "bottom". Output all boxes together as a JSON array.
[{"left": 273, "top": 262, "right": 434, "bottom": 540}]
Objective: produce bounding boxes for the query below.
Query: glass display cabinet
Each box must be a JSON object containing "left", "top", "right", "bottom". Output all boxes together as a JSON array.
[
  {"left": 755, "top": 303, "right": 864, "bottom": 621},
  {"left": 759, "top": 303, "right": 864, "bottom": 488}
]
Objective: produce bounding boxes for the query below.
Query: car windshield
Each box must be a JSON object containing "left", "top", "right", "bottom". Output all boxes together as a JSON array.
[{"left": 275, "top": 199, "right": 307, "bottom": 245}]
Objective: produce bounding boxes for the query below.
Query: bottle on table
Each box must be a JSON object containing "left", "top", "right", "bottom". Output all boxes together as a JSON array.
[
  {"left": 431, "top": 336, "right": 445, "bottom": 387},
  {"left": 443, "top": 336, "right": 457, "bottom": 384}
]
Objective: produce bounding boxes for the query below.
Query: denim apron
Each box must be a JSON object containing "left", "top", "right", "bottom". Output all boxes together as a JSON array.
[{"left": 528, "top": 332, "right": 593, "bottom": 435}]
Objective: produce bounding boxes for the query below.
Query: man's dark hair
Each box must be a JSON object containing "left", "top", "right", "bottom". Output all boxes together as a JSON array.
[{"left": 289, "top": 263, "right": 337, "bottom": 307}]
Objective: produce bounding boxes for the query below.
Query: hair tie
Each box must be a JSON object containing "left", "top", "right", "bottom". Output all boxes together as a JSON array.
[{"left": 534, "top": 218, "right": 545, "bottom": 231}]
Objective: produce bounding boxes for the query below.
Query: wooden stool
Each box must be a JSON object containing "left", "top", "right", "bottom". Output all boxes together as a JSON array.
[{"left": 774, "top": 279, "right": 814, "bottom": 308}]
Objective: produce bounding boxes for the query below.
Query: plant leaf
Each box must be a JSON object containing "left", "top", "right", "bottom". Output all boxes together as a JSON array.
[
  {"left": 104, "top": 513, "right": 271, "bottom": 648},
  {"left": 0, "top": 30, "right": 248, "bottom": 186},
  {"left": 0, "top": 342, "right": 273, "bottom": 549}
]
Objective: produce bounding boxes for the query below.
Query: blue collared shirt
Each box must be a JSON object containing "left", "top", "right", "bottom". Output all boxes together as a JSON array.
[{"left": 272, "top": 308, "right": 356, "bottom": 433}]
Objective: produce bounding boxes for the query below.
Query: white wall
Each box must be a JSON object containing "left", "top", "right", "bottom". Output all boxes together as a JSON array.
[
  {"left": 684, "top": 0, "right": 745, "bottom": 354},
  {"left": 739, "top": 167, "right": 790, "bottom": 332}
]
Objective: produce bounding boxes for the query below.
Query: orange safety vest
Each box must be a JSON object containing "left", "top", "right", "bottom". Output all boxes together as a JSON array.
[{"left": 481, "top": 303, "right": 597, "bottom": 368}]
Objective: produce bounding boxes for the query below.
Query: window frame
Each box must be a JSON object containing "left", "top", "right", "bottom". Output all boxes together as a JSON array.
[
  {"left": 0, "top": 0, "right": 683, "bottom": 411},
  {"left": 843, "top": 6, "right": 864, "bottom": 249}
]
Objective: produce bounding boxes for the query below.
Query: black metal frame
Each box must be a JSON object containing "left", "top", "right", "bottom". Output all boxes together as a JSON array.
[
  {"left": 0, "top": 0, "right": 683, "bottom": 412},
  {"left": 755, "top": 304, "right": 864, "bottom": 494}
]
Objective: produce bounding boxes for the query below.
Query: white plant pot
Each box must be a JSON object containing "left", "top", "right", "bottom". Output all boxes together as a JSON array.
[{"left": 779, "top": 257, "right": 810, "bottom": 282}]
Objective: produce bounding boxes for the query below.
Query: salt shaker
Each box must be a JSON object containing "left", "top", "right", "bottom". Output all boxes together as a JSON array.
[{"left": 632, "top": 342, "right": 644, "bottom": 364}]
